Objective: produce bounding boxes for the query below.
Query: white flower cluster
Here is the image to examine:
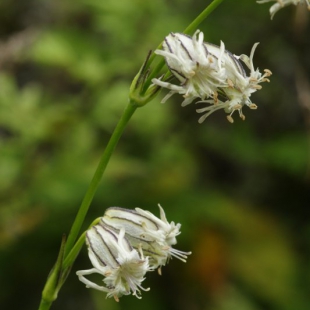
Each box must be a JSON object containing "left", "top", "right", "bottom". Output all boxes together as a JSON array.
[
  {"left": 152, "top": 30, "right": 272, "bottom": 123},
  {"left": 76, "top": 205, "right": 191, "bottom": 301},
  {"left": 257, "top": 0, "right": 310, "bottom": 19}
]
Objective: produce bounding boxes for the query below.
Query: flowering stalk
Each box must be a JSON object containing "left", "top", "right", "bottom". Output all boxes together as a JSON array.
[{"left": 38, "top": 1, "right": 225, "bottom": 308}]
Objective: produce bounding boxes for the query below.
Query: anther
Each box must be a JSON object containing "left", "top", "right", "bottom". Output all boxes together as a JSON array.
[
  {"left": 264, "top": 69, "right": 272, "bottom": 76},
  {"left": 227, "top": 79, "right": 234, "bottom": 88},
  {"left": 233, "top": 104, "right": 242, "bottom": 110},
  {"left": 226, "top": 115, "right": 234, "bottom": 123},
  {"left": 213, "top": 91, "right": 218, "bottom": 103},
  {"left": 249, "top": 103, "right": 257, "bottom": 109}
]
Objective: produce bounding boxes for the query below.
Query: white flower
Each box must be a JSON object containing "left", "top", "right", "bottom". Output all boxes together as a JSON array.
[
  {"left": 77, "top": 205, "right": 191, "bottom": 299},
  {"left": 152, "top": 30, "right": 271, "bottom": 123},
  {"left": 196, "top": 42, "right": 272, "bottom": 123},
  {"left": 76, "top": 225, "right": 151, "bottom": 301},
  {"left": 257, "top": 0, "right": 310, "bottom": 19},
  {"left": 152, "top": 30, "right": 227, "bottom": 107},
  {"left": 102, "top": 205, "right": 191, "bottom": 270}
]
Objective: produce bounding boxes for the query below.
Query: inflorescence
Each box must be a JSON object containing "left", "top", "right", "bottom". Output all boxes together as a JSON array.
[
  {"left": 152, "top": 30, "right": 272, "bottom": 123},
  {"left": 76, "top": 205, "right": 191, "bottom": 301}
]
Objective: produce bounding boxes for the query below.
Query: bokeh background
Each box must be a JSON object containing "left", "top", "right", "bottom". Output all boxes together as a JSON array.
[{"left": 1, "top": 0, "right": 310, "bottom": 309}]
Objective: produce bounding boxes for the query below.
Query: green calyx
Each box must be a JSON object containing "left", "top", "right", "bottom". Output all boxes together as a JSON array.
[{"left": 129, "top": 50, "right": 161, "bottom": 107}]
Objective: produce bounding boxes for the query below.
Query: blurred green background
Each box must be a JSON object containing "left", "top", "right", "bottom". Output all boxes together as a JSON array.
[{"left": 0, "top": 0, "right": 310, "bottom": 309}]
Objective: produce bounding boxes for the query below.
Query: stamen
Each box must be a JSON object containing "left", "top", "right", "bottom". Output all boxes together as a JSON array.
[
  {"left": 114, "top": 295, "right": 119, "bottom": 302},
  {"left": 249, "top": 43, "right": 259, "bottom": 73},
  {"left": 249, "top": 103, "right": 257, "bottom": 109},
  {"left": 227, "top": 115, "right": 234, "bottom": 123},
  {"left": 196, "top": 100, "right": 230, "bottom": 123},
  {"left": 238, "top": 109, "right": 246, "bottom": 121},
  {"left": 227, "top": 79, "right": 234, "bottom": 88},
  {"left": 249, "top": 77, "right": 258, "bottom": 82},
  {"left": 232, "top": 103, "right": 242, "bottom": 110},
  {"left": 158, "top": 267, "right": 162, "bottom": 276},
  {"left": 264, "top": 69, "right": 272, "bottom": 76},
  {"left": 213, "top": 91, "right": 218, "bottom": 103},
  {"left": 168, "top": 247, "right": 192, "bottom": 262}
]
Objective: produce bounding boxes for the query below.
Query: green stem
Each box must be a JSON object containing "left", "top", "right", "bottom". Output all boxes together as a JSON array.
[
  {"left": 144, "top": 0, "right": 225, "bottom": 90},
  {"left": 63, "top": 232, "right": 86, "bottom": 270},
  {"left": 64, "top": 103, "right": 137, "bottom": 257},
  {"left": 63, "top": 218, "right": 100, "bottom": 270},
  {"left": 38, "top": 300, "right": 52, "bottom": 310},
  {"left": 38, "top": 220, "right": 101, "bottom": 310},
  {"left": 183, "top": 0, "right": 224, "bottom": 35},
  {"left": 39, "top": 236, "right": 67, "bottom": 310}
]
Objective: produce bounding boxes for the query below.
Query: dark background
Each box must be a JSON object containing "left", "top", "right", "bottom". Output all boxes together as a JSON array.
[{"left": 0, "top": 0, "right": 310, "bottom": 309}]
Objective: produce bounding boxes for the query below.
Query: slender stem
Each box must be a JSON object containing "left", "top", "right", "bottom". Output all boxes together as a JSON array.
[
  {"left": 38, "top": 300, "right": 52, "bottom": 310},
  {"left": 183, "top": 0, "right": 224, "bottom": 35},
  {"left": 38, "top": 234, "right": 67, "bottom": 310},
  {"left": 63, "top": 232, "right": 86, "bottom": 270},
  {"left": 64, "top": 103, "right": 137, "bottom": 257},
  {"left": 63, "top": 218, "right": 100, "bottom": 270},
  {"left": 144, "top": 0, "right": 225, "bottom": 90}
]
